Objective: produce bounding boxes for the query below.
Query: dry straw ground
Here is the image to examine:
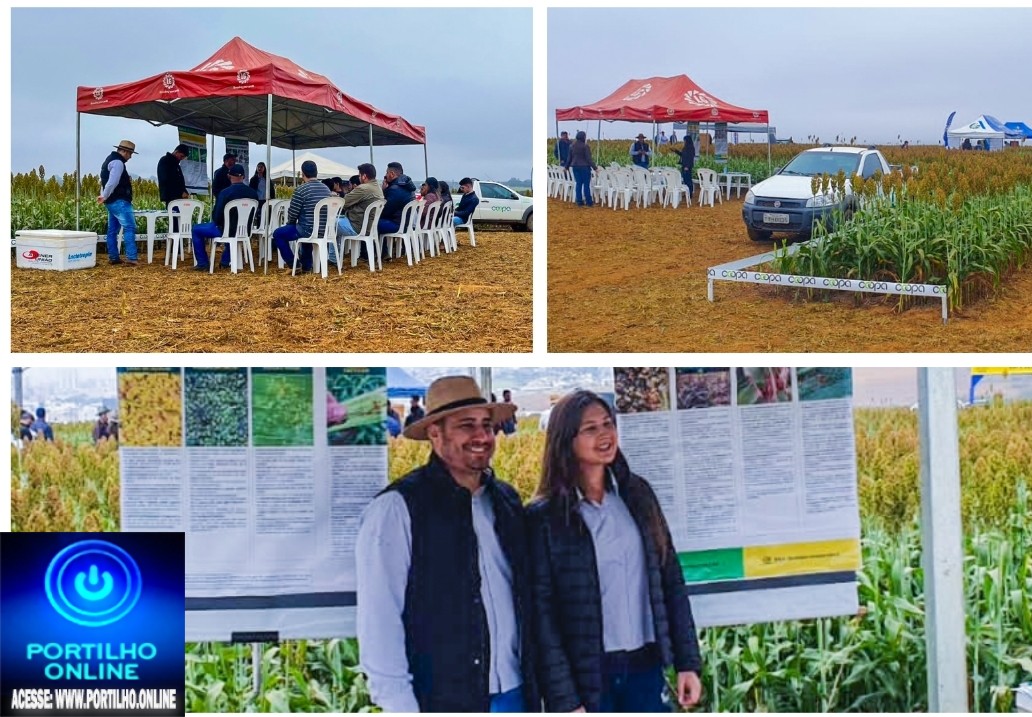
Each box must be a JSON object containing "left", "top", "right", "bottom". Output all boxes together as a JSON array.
[
  {"left": 547, "top": 198, "right": 1032, "bottom": 352},
  {"left": 11, "top": 228, "right": 531, "bottom": 353}
]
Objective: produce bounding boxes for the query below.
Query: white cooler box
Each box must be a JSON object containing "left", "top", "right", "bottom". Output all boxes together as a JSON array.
[{"left": 15, "top": 230, "right": 99, "bottom": 271}]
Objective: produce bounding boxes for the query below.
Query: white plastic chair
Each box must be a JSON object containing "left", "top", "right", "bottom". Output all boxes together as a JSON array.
[
  {"left": 164, "top": 199, "right": 205, "bottom": 269},
  {"left": 210, "top": 198, "right": 258, "bottom": 274},
  {"left": 662, "top": 169, "right": 691, "bottom": 209},
  {"left": 382, "top": 199, "right": 423, "bottom": 266},
  {"left": 342, "top": 199, "right": 387, "bottom": 272},
  {"left": 697, "top": 169, "right": 723, "bottom": 208},
  {"left": 292, "top": 196, "right": 345, "bottom": 277},
  {"left": 434, "top": 201, "right": 456, "bottom": 255},
  {"left": 454, "top": 207, "right": 476, "bottom": 247},
  {"left": 261, "top": 199, "right": 290, "bottom": 272},
  {"left": 415, "top": 201, "right": 441, "bottom": 258}
]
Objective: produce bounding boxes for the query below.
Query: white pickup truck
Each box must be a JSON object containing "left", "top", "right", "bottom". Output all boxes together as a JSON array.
[
  {"left": 453, "top": 179, "right": 533, "bottom": 232},
  {"left": 741, "top": 146, "right": 891, "bottom": 242}
]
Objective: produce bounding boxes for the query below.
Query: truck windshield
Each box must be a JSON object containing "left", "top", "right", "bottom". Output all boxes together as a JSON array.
[{"left": 780, "top": 152, "right": 862, "bottom": 177}]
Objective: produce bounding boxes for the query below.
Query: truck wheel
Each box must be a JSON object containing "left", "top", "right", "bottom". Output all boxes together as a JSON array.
[
  {"left": 516, "top": 213, "right": 532, "bottom": 232},
  {"left": 747, "top": 227, "right": 772, "bottom": 242}
]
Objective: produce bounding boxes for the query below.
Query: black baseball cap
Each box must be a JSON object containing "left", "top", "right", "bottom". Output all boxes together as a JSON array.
[{"left": 228, "top": 164, "right": 246, "bottom": 177}]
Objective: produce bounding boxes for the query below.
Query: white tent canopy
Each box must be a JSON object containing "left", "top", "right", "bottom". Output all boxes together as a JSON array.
[
  {"left": 947, "top": 114, "right": 1022, "bottom": 150},
  {"left": 270, "top": 152, "right": 359, "bottom": 181}
]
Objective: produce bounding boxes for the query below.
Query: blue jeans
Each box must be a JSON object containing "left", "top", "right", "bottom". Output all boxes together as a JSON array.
[
  {"left": 572, "top": 166, "right": 593, "bottom": 206},
  {"left": 273, "top": 224, "right": 312, "bottom": 271},
  {"left": 489, "top": 686, "right": 524, "bottom": 713},
  {"left": 599, "top": 660, "right": 668, "bottom": 712},
  {"left": 453, "top": 216, "right": 467, "bottom": 226},
  {"left": 190, "top": 222, "right": 231, "bottom": 268},
  {"left": 105, "top": 199, "right": 138, "bottom": 262},
  {"left": 377, "top": 218, "right": 400, "bottom": 235},
  {"left": 336, "top": 216, "right": 358, "bottom": 237},
  {"left": 681, "top": 169, "right": 695, "bottom": 197}
]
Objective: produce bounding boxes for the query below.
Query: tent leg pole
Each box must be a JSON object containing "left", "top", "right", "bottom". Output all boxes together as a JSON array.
[
  {"left": 75, "top": 112, "right": 81, "bottom": 231},
  {"left": 555, "top": 117, "right": 560, "bottom": 162},
  {"left": 423, "top": 143, "right": 428, "bottom": 180},
  {"left": 369, "top": 125, "right": 374, "bottom": 166},
  {"left": 767, "top": 122, "right": 772, "bottom": 174},
  {"left": 292, "top": 143, "right": 296, "bottom": 188},
  {"left": 210, "top": 136, "right": 215, "bottom": 204},
  {"left": 266, "top": 94, "right": 272, "bottom": 275}
]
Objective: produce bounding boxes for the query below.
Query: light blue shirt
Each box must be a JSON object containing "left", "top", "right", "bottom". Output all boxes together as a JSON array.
[
  {"left": 355, "top": 488, "right": 522, "bottom": 712},
  {"left": 577, "top": 474, "right": 655, "bottom": 652},
  {"left": 100, "top": 158, "right": 125, "bottom": 201}
]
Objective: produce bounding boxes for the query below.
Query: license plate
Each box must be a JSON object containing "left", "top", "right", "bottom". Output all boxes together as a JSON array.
[{"left": 762, "top": 213, "right": 790, "bottom": 224}]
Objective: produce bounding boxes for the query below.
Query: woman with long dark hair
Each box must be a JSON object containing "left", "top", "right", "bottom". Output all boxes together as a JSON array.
[
  {"left": 248, "top": 161, "right": 275, "bottom": 213},
  {"left": 528, "top": 390, "right": 702, "bottom": 712}
]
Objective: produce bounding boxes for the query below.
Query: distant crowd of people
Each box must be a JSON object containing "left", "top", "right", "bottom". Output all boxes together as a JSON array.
[
  {"left": 100, "top": 139, "right": 482, "bottom": 271},
  {"left": 15, "top": 405, "right": 117, "bottom": 444}
]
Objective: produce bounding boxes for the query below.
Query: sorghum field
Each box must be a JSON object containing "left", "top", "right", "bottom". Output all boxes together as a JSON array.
[
  {"left": 10, "top": 405, "right": 1032, "bottom": 712},
  {"left": 547, "top": 142, "right": 1032, "bottom": 352}
]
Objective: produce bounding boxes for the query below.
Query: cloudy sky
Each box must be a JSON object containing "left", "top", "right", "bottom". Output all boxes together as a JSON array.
[
  {"left": 549, "top": 8, "right": 1032, "bottom": 145},
  {"left": 12, "top": 8, "right": 531, "bottom": 183}
]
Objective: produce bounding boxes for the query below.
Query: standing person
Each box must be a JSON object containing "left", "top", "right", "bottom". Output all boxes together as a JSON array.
[
  {"left": 97, "top": 139, "right": 140, "bottom": 266},
  {"left": 31, "top": 407, "right": 54, "bottom": 441},
  {"left": 630, "top": 133, "right": 652, "bottom": 168},
  {"left": 93, "top": 407, "right": 113, "bottom": 444},
  {"left": 659, "top": 130, "right": 668, "bottom": 145},
  {"left": 677, "top": 136, "right": 697, "bottom": 198},
  {"left": 453, "top": 178, "right": 480, "bottom": 225},
  {"left": 157, "top": 143, "right": 190, "bottom": 209},
  {"left": 212, "top": 153, "right": 237, "bottom": 198},
  {"left": 18, "top": 411, "right": 36, "bottom": 442},
  {"left": 563, "top": 131, "right": 598, "bottom": 208},
  {"left": 670, "top": 131, "right": 678, "bottom": 144},
  {"left": 272, "top": 160, "right": 332, "bottom": 274},
  {"left": 249, "top": 161, "right": 275, "bottom": 215},
  {"left": 355, "top": 376, "right": 539, "bottom": 712},
  {"left": 499, "top": 389, "right": 518, "bottom": 435},
  {"left": 555, "top": 131, "right": 572, "bottom": 165},
  {"left": 528, "top": 390, "right": 703, "bottom": 713},
  {"left": 190, "top": 164, "right": 259, "bottom": 271},
  {"left": 403, "top": 394, "right": 425, "bottom": 428}
]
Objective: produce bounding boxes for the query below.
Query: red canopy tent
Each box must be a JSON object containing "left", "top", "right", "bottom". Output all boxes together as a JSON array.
[
  {"left": 555, "top": 75, "right": 770, "bottom": 167},
  {"left": 74, "top": 37, "right": 426, "bottom": 226}
]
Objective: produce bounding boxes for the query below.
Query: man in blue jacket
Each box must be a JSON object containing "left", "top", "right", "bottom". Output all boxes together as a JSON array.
[
  {"left": 453, "top": 178, "right": 480, "bottom": 226},
  {"left": 190, "top": 164, "right": 258, "bottom": 271},
  {"left": 378, "top": 161, "right": 417, "bottom": 235}
]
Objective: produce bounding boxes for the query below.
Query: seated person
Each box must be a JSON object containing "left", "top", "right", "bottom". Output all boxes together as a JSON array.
[
  {"left": 438, "top": 180, "right": 454, "bottom": 208},
  {"left": 378, "top": 161, "right": 416, "bottom": 234},
  {"left": 190, "top": 164, "right": 259, "bottom": 271},
  {"left": 272, "top": 160, "right": 332, "bottom": 273},
  {"left": 453, "top": 177, "right": 479, "bottom": 226},
  {"left": 419, "top": 177, "right": 440, "bottom": 228},
  {"left": 336, "top": 163, "right": 385, "bottom": 238},
  {"left": 323, "top": 176, "right": 346, "bottom": 197}
]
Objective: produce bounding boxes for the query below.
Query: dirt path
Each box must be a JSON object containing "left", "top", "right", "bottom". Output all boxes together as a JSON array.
[{"left": 547, "top": 197, "right": 1032, "bottom": 352}]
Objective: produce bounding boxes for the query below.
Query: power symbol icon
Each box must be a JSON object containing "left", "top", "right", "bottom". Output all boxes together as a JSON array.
[{"left": 74, "top": 565, "right": 115, "bottom": 601}]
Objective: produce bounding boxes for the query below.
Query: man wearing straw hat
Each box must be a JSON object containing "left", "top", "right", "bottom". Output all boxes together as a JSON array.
[
  {"left": 355, "top": 376, "right": 539, "bottom": 713},
  {"left": 97, "top": 140, "right": 140, "bottom": 266},
  {"left": 629, "top": 133, "right": 652, "bottom": 168}
]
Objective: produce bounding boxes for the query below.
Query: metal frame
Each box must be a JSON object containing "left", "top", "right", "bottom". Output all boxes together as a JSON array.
[{"left": 707, "top": 245, "right": 950, "bottom": 323}]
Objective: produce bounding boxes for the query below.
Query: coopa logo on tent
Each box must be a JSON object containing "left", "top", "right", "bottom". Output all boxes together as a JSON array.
[
  {"left": 683, "top": 90, "right": 718, "bottom": 107},
  {"left": 623, "top": 83, "right": 651, "bottom": 101},
  {"left": 161, "top": 73, "right": 180, "bottom": 96},
  {"left": 237, "top": 70, "right": 250, "bottom": 84},
  {"left": 93, "top": 87, "right": 104, "bottom": 100}
]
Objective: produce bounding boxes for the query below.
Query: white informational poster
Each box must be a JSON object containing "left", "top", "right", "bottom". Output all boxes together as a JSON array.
[
  {"left": 714, "top": 122, "right": 729, "bottom": 161},
  {"left": 118, "top": 367, "right": 388, "bottom": 642},
  {"left": 225, "top": 138, "right": 249, "bottom": 180},
  {"left": 177, "top": 128, "right": 209, "bottom": 194},
  {"left": 614, "top": 367, "right": 861, "bottom": 628}
]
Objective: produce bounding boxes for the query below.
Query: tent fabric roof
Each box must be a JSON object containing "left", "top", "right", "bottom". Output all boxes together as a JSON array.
[
  {"left": 947, "top": 115, "right": 1023, "bottom": 139},
  {"left": 1005, "top": 121, "right": 1032, "bottom": 138},
  {"left": 556, "top": 75, "right": 768, "bottom": 124},
  {"left": 76, "top": 37, "right": 425, "bottom": 148},
  {"left": 270, "top": 152, "right": 358, "bottom": 181}
]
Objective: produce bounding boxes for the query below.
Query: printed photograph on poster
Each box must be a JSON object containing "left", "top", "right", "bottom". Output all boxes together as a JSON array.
[
  {"left": 184, "top": 368, "right": 248, "bottom": 447},
  {"left": 118, "top": 369, "right": 182, "bottom": 446},
  {"left": 251, "top": 369, "right": 314, "bottom": 446},
  {"left": 326, "top": 369, "right": 388, "bottom": 446},
  {"left": 737, "top": 367, "right": 793, "bottom": 405},
  {"left": 798, "top": 367, "right": 853, "bottom": 401},
  {"left": 676, "top": 368, "right": 731, "bottom": 409},
  {"left": 614, "top": 367, "right": 670, "bottom": 413}
]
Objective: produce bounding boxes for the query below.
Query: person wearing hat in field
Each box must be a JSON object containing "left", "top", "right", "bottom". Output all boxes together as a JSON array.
[
  {"left": 273, "top": 159, "right": 332, "bottom": 274},
  {"left": 158, "top": 143, "right": 191, "bottom": 232},
  {"left": 211, "top": 153, "right": 237, "bottom": 198},
  {"left": 93, "top": 406, "right": 113, "bottom": 444},
  {"left": 190, "top": 163, "right": 259, "bottom": 271},
  {"left": 97, "top": 140, "right": 140, "bottom": 266},
  {"left": 355, "top": 376, "right": 540, "bottom": 713},
  {"left": 18, "top": 410, "right": 36, "bottom": 442},
  {"left": 630, "top": 133, "right": 652, "bottom": 168}
]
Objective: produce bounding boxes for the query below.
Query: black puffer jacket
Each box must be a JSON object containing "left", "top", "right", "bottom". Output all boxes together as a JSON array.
[{"left": 527, "top": 457, "right": 702, "bottom": 712}]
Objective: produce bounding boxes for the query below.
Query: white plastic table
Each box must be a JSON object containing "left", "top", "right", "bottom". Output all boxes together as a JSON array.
[
  {"left": 718, "top": 172, "right": 753, "bottom": 200},
  {"left": 117, "top": 210, "right": 169, "bottom": 263}
]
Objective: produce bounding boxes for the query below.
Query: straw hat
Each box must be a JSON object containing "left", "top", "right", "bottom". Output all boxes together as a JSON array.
[
  {"left": 114, "top": 140, "right": 138, "bottom": 154},
  {"left": 403, "top": 376, "right": 515, "bottom": 440}
]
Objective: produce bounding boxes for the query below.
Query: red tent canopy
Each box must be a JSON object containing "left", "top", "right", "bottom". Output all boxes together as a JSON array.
[
  {"left": 76, "top": 36, "right": 425, "bottom": 147},
  {"left": 556, "top": 75, "right": 768, "bottom": 124}
]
